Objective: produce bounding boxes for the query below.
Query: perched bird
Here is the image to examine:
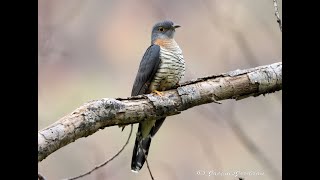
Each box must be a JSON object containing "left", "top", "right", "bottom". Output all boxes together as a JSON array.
[{"left": 130, "top": 20, "right": 185, "bottom": 172}]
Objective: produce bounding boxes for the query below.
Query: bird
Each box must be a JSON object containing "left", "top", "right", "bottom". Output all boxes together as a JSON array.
[{"left": 130, "top": 20, "right": 185, "bottom": 172}]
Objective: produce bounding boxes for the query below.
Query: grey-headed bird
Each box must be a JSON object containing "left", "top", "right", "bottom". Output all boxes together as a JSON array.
[{"left": 130, "top": 20, "right": 185, "bottom": 172}]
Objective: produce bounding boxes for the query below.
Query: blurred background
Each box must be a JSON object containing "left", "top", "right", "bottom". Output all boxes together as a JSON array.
[{"left": 38, "top": 0, "right": 282, "bottom": 179}]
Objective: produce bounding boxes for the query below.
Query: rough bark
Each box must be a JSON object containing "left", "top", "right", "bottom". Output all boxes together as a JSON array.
[
  {"left": 273, "top": 0, "right": 282, "bottom": 32},
  {"left": 38, "top": 62, "right": 282, "bottom": 162}
]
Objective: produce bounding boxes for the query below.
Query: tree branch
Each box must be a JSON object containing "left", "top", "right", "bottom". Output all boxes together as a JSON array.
[
  {"left": 38, "top": 62, "right": 282, "bottom": 162},
  {"left": 273, "top": 0, "right": 282, "bottom": 32}
]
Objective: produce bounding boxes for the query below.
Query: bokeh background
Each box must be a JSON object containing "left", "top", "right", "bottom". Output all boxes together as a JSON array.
[{"left": 38, "top": 0, "right": 282, "bottom": 179}]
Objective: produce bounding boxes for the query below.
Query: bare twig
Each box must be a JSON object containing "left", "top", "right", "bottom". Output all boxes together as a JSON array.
[
  {"left": 145, "top": 156, "right": 154, "bottom": 180},
  {"left": 64, "top": 124, "right": 133, "bottom": 180},
  {"left": 273, "top": 0, "right": 282, "bottom": 31},
  {"left": 38, "top": 62, "right": 282, "bottom": 162},
  {"left": 38, "top": 173, "right": 46, "bottom": 180},
  {"left": 138, "top": 141, "right": 155, "bottom": 180}
]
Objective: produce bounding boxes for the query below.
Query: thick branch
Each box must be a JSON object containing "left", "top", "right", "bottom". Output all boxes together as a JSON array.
[
  {"left": 38, "top": 62, "right": 282, "bottom": 162},
  {"left": 273, "top": 0, "right": 282, "bottom": 32}
]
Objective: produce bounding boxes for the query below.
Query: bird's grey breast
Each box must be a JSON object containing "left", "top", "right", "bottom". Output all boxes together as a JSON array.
[{"left": 150, "top": 40, "right": 185, "bottom": 91}]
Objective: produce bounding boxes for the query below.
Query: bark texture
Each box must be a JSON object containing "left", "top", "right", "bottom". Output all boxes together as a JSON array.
[{"left": 38, "top": 62, "right": 282, "bottom": 162}]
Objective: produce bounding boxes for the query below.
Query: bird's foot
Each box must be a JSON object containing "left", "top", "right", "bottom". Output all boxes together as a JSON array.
[
  {"left": 175, "top": 82, "right": 181, "bottom": 88},
  {"left": 152, "top": 90, "right": 164, "bottom": 96}
]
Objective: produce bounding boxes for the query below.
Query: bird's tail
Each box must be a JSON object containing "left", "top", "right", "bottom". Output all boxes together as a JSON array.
[
  {"left": 131, "top": 132, "right": 152, "bottom": 173},
  {"left": 131, "top": 118, "right": 166, "bottom": 172}
]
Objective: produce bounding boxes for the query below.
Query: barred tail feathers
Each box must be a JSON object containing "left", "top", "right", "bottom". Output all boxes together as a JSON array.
[
  {"left": 131, "top": 118, "right": 166, "bottom": 172},
  {"left": 131, "top": 134, "right": 152, "bottom": 172}
]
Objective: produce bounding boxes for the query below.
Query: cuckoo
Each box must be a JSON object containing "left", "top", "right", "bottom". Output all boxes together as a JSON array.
[{"left": 130, "top": 20, "right": 185, "bottom": 172}]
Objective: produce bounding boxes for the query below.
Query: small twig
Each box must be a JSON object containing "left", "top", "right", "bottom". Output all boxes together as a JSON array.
[
  {"left": 139, "top": 141, "right": 155, "bottom": 180},
  {"left": 211, "top": 97, "right": 222, "bottom": 104},
  {"left": 273, "top": 0, "right": 282, "bottom": 31},
  {"left": 64, "top": 124, "right": 133, "bottom": 180},
  {"left": 145, "top": 153, "right": 154, "bottom": 180},
  {"left": 38, "top": 173, "right": 46, "bottom": 180}
]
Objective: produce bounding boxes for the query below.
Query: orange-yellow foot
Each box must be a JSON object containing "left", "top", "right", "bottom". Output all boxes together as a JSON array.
[{"left": 152, "top": 90, "right": 164, "bottom": 96}]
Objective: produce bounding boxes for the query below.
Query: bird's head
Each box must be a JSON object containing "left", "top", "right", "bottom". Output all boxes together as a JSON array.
[{"left": 151, "top": 20, "right": 181, "bottom": 44}]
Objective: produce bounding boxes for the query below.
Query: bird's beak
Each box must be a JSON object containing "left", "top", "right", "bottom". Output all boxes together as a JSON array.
[{"left": 173, "top": 24, "right": 181, "bottom": 29}]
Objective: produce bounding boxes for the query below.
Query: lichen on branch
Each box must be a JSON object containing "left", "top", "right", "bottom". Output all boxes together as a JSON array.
[{"left": 38, "top": 62, "right": 282, "bottom": 162}]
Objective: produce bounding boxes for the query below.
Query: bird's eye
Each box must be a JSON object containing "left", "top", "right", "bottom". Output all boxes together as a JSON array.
[{"left": 158, "top": 27, "right": 164, "bottom": 32}]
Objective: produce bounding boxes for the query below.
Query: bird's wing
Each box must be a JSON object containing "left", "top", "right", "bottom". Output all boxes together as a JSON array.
[{"left": 131, "top": 45, "right": 161, "bottom": 96}]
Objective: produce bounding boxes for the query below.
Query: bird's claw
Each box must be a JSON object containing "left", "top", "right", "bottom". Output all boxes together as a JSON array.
[
  {"left": 175, "top": 82, "right": 181, "bottom": 88},
  {"left": 152, "top": 90, "right": 164, "bottom": 96}
]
